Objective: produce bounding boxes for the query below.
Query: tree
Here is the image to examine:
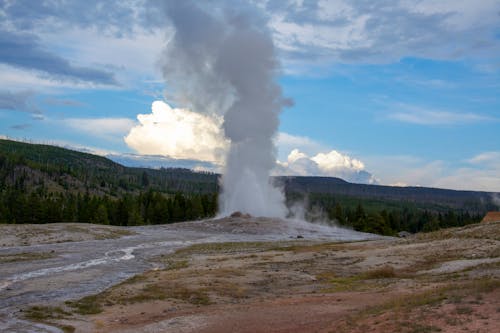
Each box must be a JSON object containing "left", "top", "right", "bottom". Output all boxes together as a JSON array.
[{"left": 93, "top": 204, "right": 109, "bottom": 225}]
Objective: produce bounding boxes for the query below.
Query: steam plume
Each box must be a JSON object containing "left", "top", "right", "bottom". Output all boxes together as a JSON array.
[{"left": 161, "top": 1, "right": 289, "bottom": 217}]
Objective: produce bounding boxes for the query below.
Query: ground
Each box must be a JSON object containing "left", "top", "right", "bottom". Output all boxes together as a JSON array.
[{"left": 16, "top": 220, "right": 499, "bottom": 333}]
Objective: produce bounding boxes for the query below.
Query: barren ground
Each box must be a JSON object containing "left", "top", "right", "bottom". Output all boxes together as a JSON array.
[{"left": 20, "top": 220, "right": 499, "bottom": 333}]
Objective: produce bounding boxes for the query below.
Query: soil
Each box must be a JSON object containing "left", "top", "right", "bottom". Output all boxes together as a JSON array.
[{"left": 43, "top": 220, "right": 499, "bottom": 333}]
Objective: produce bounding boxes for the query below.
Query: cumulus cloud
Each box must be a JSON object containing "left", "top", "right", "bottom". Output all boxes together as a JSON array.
[
  {"left": 125, "top": 101, "right": 228, "bottom": 163},
  {"left": 276, "top": 148, "right": 377, "bottom": 184}
]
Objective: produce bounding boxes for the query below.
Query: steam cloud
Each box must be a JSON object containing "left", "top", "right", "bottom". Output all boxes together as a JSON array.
[
  {"left": 161, "top": 1, "right": 289, "bottom": 217},
  {"left": 492, "top": 194, "right": 500, "bottom": 209}
]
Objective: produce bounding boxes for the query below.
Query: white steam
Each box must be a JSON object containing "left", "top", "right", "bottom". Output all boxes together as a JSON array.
[
  {"left": 161, "top": 1, "right": 289, "bottom": 217},
  {"left": 492, "top": 193, "right": 500, "bottom": 209}
]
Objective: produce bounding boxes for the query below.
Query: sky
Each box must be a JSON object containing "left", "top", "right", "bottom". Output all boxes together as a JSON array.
[{"left": 0, "top": 0, "right": 499, "bottom": 192}]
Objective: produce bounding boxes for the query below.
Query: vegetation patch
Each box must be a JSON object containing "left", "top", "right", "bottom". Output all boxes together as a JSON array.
[
  {"left": 0, "top": 252, "right": 55, "bottom": 263},
  {"left": 319, "top": 266, "right": 398, "bottom": 292},
  {"left": 123, "top": 283, "right": 211, "bottom": 305},
  {"left": 65, "top": 294, "right": 104, "bottom": 315},
  {"left": 23, "top": 306, "right": 75, "bottom": 333},
  {"left": 174, "top": 241, "right": 281, "bottom": 255}
]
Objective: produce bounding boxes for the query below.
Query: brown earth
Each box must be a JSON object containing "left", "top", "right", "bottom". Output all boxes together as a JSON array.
[
  {"left": 26, "top": 221, "right": 500, "bottom": 333},
  {"left": 0, "top": 223, "right": 135, "bottom": 247}
]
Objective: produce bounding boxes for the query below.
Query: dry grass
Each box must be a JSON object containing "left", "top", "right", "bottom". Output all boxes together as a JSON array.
[
  {"left": 23, "top": 306, "right": 75, "bottom": 333},
  {"left": 0, "top": 251, "right": 55, "bottom": 263}
]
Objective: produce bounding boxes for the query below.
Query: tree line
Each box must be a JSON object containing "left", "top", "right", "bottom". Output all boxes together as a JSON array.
[
  {"left": 0, "top": 187, "right": 217, "bottom": 225},
  {"left": 297, "top": 193, "right": 483, "bottom": 236}
]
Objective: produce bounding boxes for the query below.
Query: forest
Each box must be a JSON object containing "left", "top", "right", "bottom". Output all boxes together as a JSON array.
[{"left": 0, "top": 139, "right": 491, "bottom": 235}]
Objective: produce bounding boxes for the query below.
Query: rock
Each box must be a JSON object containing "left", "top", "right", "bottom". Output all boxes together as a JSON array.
[
  {"left": 230, "top": 211, "right": 252, "bottom": 218},
  {"left": 398, "top": 231, "right": 412, "bottom": 238}
]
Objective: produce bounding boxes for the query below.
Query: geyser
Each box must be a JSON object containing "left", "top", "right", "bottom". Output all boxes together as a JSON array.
[{"left": 162, "top": 1, "right": 289, "bottom": 218}]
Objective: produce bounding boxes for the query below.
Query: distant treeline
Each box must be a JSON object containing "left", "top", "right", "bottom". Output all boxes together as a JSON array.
[
  {"left": 0, "top": 187, "right": 217, "bottom": 225},
  {"left": 292, "top": 192, "right": 483, "bottom": 236}
]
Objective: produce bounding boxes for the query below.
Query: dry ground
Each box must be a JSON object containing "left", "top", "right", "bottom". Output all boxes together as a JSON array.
[
  {"left": 23, "top": 221, "right": 500, "bottom": 333},
  {"left": 0, "top": 223, "right": 135, "bottom": 247}
]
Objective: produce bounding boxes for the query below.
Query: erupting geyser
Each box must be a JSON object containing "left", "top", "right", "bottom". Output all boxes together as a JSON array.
[{"left": 162, "top": 1, "right": 290, "bottom": 218}]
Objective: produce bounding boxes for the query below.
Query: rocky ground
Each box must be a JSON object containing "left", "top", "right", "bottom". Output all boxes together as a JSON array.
[
  {"left": 0, "top": 223, "right": 135, "bottom": 248},
  {"left": 16, "top": 220, "right": 499, "bottom": 333}
]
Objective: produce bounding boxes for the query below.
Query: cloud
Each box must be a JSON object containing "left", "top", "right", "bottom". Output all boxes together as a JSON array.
[
  {"left": 10, "top": 124, "right": 31, "bottom": 130},
  {"left": 275, "top": 132, "right": 326, "bottom": 158},
  {"left": 43, "top": 97, "right": 85, "bottom": 107},
  {"left": 266, "top": 0, "right": 500, "bottom": 68},
  {"left": 0, "top": 90, "right": 41, "bottom": 113},
  {"left": 106, "top": 153, "right": 219, "bottom": 172},
  {"left": 0, "top": 29, "right": 117, "bottom": 85},
  {"left": 276, "top": 148, "right": 378, "bottom": 184},
  {"left": 365, "top": 153, "right": 500, "bottom": 192},
  {"left": 125, "top": 101, "right": 228, "bottom": 163},
  {"left": 468, "top": 151, "right": 500, "bottom": 167},
  {"left": 387, "top": 103, "right": 495, "bottom": 125},
  {"left": 0, "top": 0, "right": 145, "bottom": 34},
  {"left": 63, "top": 117, "right": 136, "bottom": 141}
]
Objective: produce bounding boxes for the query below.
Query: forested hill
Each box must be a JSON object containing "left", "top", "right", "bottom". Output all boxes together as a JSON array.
[
  {"left": 0, "top": 139, "right": 497, "bottom": 232},
  {"left": 278, "top": 176, "right": 496, "bottom": 213},
  {"left": 0, "top": 139, "right": 218, "bottom": 196}
]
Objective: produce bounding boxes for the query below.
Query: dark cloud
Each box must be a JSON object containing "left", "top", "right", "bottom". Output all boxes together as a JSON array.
[
  {"left": 10, "top": 123, "right": 31, "bottom": 130},
  {"left": 0, "top": 90, "right": 41, "bottom": 113},
  {"left": 0, "top": 29, "right": 117, "bottom": 85}
]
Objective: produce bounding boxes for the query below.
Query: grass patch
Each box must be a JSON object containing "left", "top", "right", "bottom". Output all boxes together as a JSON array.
[
  {"left": 0, "top": 252, "right": 55, "bottom": 263},
  {"left": 23, "top": 306, "right": 75, "bottom": 333},
  {"left": 361, "top": 266, "right": 397, "bottom": 279},
  {"left": 175, "top": 241, "right": 278, "bottom": 255},
  {"left": 124, "top": 283, "right": 211, "bottom": 305},
  {"left": 65, "top": 294, "right": 103, "bottom": 315},
  {"left": 24, "top": 306, "right": 72, "bottom": 321},
  {"left": 319, "top": 266, "right": 398, "bottom": 292},
  {"left": 165, "top": 259, "right": 189, "bottom": 270}
]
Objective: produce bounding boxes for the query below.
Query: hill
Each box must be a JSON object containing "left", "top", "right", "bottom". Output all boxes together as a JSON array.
[{"left": 1, "top": 139, "right": 497, "bottom": 234}]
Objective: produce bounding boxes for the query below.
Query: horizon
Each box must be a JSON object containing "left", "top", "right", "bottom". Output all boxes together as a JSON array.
[{"left": 0, "top": 1, "right": 499, "bottom": 192}]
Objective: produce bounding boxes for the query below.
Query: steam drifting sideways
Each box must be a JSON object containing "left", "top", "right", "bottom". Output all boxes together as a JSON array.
[{"left": 162, "top": 1, "right": 291, "bottom": 218}]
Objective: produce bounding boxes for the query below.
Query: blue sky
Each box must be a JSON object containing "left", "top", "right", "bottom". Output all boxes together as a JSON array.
[{"left": 0, "top": 0, "right": 499, "bottom": 191}]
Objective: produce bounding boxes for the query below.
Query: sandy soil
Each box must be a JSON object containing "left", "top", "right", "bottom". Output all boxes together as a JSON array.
[
  {"left": 0, "top": 223, "right": 135, "bottom": 247},
  {"left": 28, "top": 220, "right": 499, "bottom": 333}
]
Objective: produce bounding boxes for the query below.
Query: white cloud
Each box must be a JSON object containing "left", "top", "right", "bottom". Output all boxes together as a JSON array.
[
  {"left": 276, "top": 148, "right": 377, "bottom": 184},
  {"left": 387, "top": 103, "right": 494, "bottom": 125},
  {"left": 366, "top": 153, "right": 500, "bottom": 192},
  {"left": 275, "top": 132, "right": 327, "bottom": 160},
  {"left": 311, "top": 150, "right": 365, "bottom": 172},
  {"left": 40, "top": 27, "right": 166, "bottom": 86},
  {"left": 468, "top": 151, "right": 500, "bottom": 167},
  {"left": 63, "top": 117, "right": 136, "bottom": 142},
  {"left": 266, "top": 0, "right": 500, "bottom": 69},
  {"left": 125, "top": 101, "right": 228, "bottom": 163}
]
